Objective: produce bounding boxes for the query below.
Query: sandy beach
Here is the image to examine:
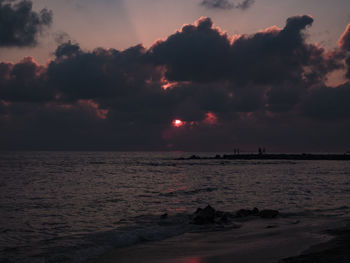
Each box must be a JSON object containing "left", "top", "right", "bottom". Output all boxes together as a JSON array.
[
  {"left": 90, "top": 214, "right": 349, "bottom": 263},
  {"left": 281, "top": 223, "right": 350, "bottom": 263}
]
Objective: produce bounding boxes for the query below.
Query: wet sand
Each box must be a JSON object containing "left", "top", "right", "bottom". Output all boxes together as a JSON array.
[
  {"left": 90, "top": 216, "right": 347, "bottom": 263},
  {"left": 280, "top": 223, "right": 350, "bottom": 262}
]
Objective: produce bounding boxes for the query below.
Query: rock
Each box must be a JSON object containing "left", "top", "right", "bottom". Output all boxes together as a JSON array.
[
  {"left": 215, "top": 211, "right": 224, "bottom": 217},
  {"left": 252, "top": 207, "right": 259, "bottom": 215},
  {"left": 219, "top": 213, "right": 229, "bottom": 223},
  {"left": 192, "top": 205, "right": 216, "bottom": 225},
  {"left": 214, "top": 211, "right": 233, "bottom": 224},
  {"left": 236, "top": 207, "right": 260, "bottom": 217},
  {"left": 265, "top": 224, "right": 278, "bottom": 229},
  {"left": 194, "top": 208, "right": 203, "bottom": 214},
  {"left": 259, "top": 209, "right": 279, "bottom": 218},
  {"left": 236, "top": 209, "right": 252, "bottom": 217},
  {"left": 160, "top": 213, "right": 168, "bottom": 219}
]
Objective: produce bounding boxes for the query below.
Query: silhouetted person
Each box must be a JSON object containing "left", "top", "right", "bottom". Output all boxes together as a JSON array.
[{"left": 258, "top": 147, "right": 262, "bottom": 155}]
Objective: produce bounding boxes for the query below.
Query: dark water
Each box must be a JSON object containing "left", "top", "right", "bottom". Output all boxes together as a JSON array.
[{"left": 1, "top": 151, "right": 350, "bottom": 262}]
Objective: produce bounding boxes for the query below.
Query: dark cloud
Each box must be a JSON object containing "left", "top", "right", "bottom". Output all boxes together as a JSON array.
[
  {"left": 201, "top": 0, "right": 234, "bottom": 9},
  {"left": 346, "top": 56, "right": 350, "bottom": 79},
  {"left": 0, "top": 16, "right": 349, "bottom": 151},
  {"left": 54, "top": 41, "right": 81, "bottom": 58},
  {"left": 48, "top": 43, "right": 159, "bottom": 102},
  {"left": 302, "top": 83, "right": 350, "bottom": 120},
  {"left": 150, "top": 15, "right": 340, "bottom": 115},
  {"left": 284, "top": 15, "right": 313, "bottom": 32},
  {"left": 200, "top": 0, "right": 255, "bottom": 10},
  {"left": 150, "top": 15, "right": 325, "bottom": 87},
  {"left": 53, "top": 31, "right": 71, "bottom": 45},
  {"left": 228, "top": 15, "right": 317, "bottom": 86},
  {"left": 0, "top": 0, "right": 52, "bottom": 47},
  {"left": 0, "top": 57, "right": 54, "bottom": 102},
  {"left": 150, "top": 17, "right": 231, "bottom": 82},
  {"left": 235, "top": 0, "right": 255, "bottom": 10}
]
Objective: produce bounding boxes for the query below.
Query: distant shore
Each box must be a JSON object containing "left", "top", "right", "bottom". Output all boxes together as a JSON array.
[{"left": 178, "top": 153, "right": 350, "bottom": 161}]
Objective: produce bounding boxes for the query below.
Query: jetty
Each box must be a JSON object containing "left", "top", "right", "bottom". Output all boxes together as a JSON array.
[{"left": 178, "top": 153, "right": 350, "bottom": 161}]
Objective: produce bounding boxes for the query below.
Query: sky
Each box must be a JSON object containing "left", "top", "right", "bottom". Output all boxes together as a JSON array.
[
  {"left": 1, "top": 0, "right": 350, "bottom": 63},
  {"left": 1, "top": 0, "right": 350, "bottom": 151}
]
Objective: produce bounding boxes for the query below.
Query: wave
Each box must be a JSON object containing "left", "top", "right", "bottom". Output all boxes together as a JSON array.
[
  {"left": 20, "top": 214, "right": 194, "bottom": 263},
  {"left": 159, "top": 187, "right": 217, "bottom": 197}
]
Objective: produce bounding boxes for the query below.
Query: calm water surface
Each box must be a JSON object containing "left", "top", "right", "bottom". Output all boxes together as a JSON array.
[{"left": 1, "top": 151, "right": 350, "bottom": 262}]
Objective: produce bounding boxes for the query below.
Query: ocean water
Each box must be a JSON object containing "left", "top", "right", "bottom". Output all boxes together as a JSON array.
[{"left": 1, "top": 151, "right": 350, "bottom": 262}]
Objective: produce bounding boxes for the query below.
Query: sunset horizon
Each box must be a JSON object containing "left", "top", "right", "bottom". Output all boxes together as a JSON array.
[
  {"left": 1, "top": 1, "right": 350, "bottom": 263},
  {"left": 1, "top": 0, "right": 350, "bottom": 152}
]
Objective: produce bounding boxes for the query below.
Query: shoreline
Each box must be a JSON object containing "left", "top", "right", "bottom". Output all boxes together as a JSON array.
[{"left": 89, "top": 214, "right": 349, "bottom": 263}]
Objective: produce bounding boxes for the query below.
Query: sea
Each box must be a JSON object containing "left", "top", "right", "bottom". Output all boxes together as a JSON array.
[{"left": 1, "top": 151, "right": 350, "bottom": 263}]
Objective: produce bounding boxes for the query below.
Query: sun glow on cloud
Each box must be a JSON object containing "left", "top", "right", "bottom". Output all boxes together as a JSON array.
[
  {"left": 162, "top": 81, "right": 178, "bottom": 90},
  {"left": 172, "top": 119, "right": 185, "bottom": 127},
  {"left": 204, "top": 112, "right": 218, "bottom": 124},
  {"left": 78, "top": 100, "right": 109, "bottom": 120}
]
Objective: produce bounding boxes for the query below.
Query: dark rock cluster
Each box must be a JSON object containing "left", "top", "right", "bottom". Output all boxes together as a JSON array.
[
  {"left": 236, "top": 207, "right": 260, "bottom": 217},
  {"left": 190, "top": 205, "right": 279, "bottom": 225},
  {"left": 192, "top": 205, "right": 234, "bottom": 225}
]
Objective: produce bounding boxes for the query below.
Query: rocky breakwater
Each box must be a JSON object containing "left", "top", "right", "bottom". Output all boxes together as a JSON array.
[{"left": 190, "top": 205, "right": 279, "bottom": 225}]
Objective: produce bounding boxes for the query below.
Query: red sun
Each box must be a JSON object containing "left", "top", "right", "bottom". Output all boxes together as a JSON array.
[{"left": 172, "top": 119, "right": 184, "bottom": 127}]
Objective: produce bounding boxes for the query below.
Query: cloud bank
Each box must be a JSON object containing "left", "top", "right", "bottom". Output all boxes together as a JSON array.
[
  {"left": 0, "top": 0, "right": 52, "bottom": 47},
  {"left": 1, "top": 16, "right": 350, "bottom": 151}
]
